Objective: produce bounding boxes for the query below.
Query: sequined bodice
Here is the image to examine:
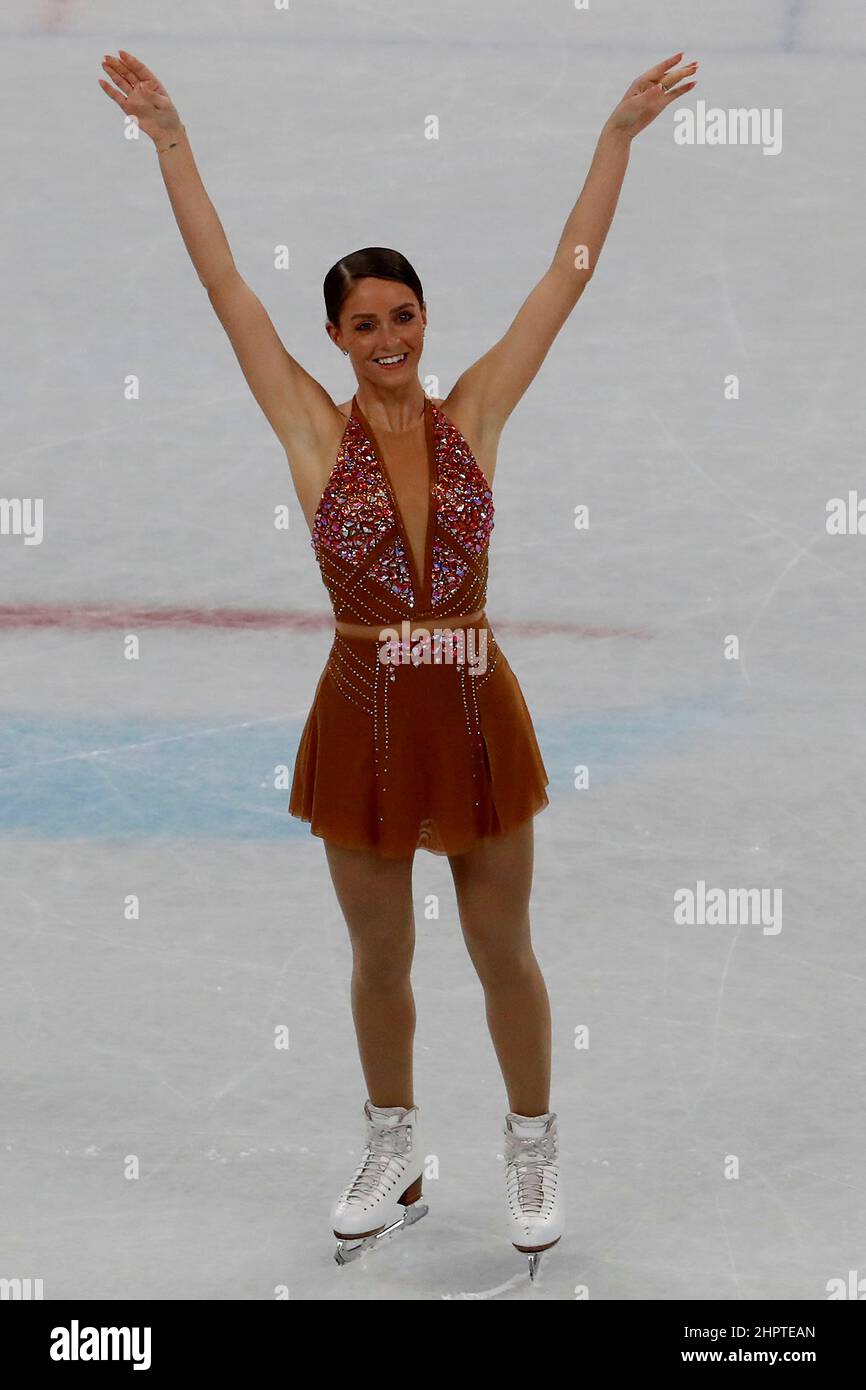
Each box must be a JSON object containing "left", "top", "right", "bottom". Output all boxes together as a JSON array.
[{"left": 310, "top": 395, "right": 494, "bottom": 625}]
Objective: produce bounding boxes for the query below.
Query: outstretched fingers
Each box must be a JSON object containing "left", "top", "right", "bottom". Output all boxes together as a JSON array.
[
  {"left": 660, "top": 78, "right": 697, "bottom": 105},
  {"left": 119, "top": 49, "right": 169, "bottom": 98},
  {"left": 100, "top": 54, "right": 137, "bottom": 98},
  {"left": 101, "top": 49, "right": 169, "bottom": 102},
  {"left": 642, "top": 51, "right": 687, "bottom": 85},
  {"left": 116, "top": 49, "right": 160, "bottom": 85},
  {"left": 631, "top": 58, "right": 698, "bottom": 106},
  {"left": 97, "top": 76, "right": 129, "bottom": 110},
  {"left": 661, "top": 60, "right": 698, "bottom": 91}
]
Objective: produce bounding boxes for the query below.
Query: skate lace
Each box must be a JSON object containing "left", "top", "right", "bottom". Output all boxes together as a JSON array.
[
  {"left": 345, "top": 1122, "right": 412, "bottom": 1202},
  {"left": 505, "top": 1133, "right": 556, "bottom": 1214}
]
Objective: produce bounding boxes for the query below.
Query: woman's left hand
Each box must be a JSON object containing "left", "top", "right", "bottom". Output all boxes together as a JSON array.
[{"left": 605, "top": 52, "right": 698, "bottom": 139}]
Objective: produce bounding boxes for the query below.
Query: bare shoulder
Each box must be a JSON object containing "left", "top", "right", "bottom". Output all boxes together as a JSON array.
[{"left": 435, "top": 388, "right": 503, "bottom": 486}]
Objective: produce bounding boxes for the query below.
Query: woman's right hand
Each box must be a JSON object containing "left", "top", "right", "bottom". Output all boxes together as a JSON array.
[{"left": 98, "top": 49, "right": 181, "bottom": 145}]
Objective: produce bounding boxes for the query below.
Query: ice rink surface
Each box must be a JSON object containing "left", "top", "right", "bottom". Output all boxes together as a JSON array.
[{"left": 1, "top": 0, "right": 864, "bottom": 1299}]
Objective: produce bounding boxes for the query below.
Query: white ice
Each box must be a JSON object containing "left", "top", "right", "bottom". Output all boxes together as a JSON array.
[{"left": 0, "top": 0, "right": 864, "bottom": 1300}]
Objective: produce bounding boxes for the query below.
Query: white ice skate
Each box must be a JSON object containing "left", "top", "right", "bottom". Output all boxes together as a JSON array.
[
  {"left": 504, "top": 1111, "right": 564, "bottom": 1281},
  {"left": 331, "top": 1099, "right": 428, "bottom": 1265}
]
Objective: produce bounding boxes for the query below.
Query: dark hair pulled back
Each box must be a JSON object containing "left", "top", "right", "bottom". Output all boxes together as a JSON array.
[{"left": 323, "top": 247, "right": 425, "bottom": 328}]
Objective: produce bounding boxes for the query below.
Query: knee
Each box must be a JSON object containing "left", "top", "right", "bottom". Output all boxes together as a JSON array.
[
  {"left": 464, "top": 929, "right": 535, "bottom": 988},
  {"left": 352, "top": 929, "right": 414, "bottom": 989}
]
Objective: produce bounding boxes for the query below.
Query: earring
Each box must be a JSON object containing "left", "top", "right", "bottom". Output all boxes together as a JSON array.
[{"left": 342, "top": 350, "right": 349, "bottom": 356}]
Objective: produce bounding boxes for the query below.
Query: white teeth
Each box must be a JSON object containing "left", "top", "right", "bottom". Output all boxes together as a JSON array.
[{"left": 375, "top": 354, "right": 407, "bottom": 364}]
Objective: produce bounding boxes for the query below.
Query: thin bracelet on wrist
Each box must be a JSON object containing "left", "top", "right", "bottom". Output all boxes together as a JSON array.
[{"left": 156, "top": 124, "right": 186, "bottom": 154}]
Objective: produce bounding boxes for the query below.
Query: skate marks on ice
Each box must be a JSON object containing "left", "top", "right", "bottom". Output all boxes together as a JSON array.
[{"left": 440, "top": 1270, "right": 540, "bottom": 1299}]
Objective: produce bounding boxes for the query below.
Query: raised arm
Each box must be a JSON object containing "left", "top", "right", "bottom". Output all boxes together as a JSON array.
[
  {"left": 98, "top": 50, "right": 340, "bottom": 505},
  {"left": 447, "top": 52, "right": 698, "bottom": 449}
]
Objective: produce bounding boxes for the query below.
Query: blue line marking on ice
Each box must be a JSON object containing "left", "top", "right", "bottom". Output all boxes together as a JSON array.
[{"left": 0, "top": 685, "right": 741, "bottom": 840}]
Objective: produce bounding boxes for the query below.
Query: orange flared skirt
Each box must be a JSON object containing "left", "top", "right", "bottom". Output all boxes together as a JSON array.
[{"left": 289, "top": 616, "right": 549, "bottom": 858}]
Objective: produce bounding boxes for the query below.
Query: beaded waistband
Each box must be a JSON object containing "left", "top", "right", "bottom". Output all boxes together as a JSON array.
[{"left": 334, "top": 609, "right": 489, "bottom": 642}]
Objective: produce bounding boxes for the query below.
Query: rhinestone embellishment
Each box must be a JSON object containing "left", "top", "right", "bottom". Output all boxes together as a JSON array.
[
  {"left": 312, "top": 416, "right": 396, "bottom": 567},
  {"left": 310, "top": 401, "right": 494, "bottom": 623},
  {"left": 368, "top": 535, "right": 414, "bottom": 603}
]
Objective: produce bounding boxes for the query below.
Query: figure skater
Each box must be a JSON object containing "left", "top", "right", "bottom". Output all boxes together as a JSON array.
[{"left": 99, "top": 46, "right": 696, "bottom": 1277}]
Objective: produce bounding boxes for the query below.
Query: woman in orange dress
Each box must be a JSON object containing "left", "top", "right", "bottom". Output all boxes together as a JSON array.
[{"left": 99, "top": 46, "right": 697, "bottom": 1272}]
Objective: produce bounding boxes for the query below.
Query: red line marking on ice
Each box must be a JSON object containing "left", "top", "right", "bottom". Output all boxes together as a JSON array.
[{"left": 0, "top": 605, "right": 652, "bottom": 640}]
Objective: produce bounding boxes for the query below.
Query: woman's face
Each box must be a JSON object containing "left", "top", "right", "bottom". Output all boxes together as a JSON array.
[{"left": 330, "top": 277, "right": 426, "bottom": 384}]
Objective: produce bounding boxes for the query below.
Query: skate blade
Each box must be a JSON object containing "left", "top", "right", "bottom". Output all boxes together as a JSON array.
[
  {"left": 513, "top": 1235, "right": 561, "bottom": 1283},
  {"left": 334, "top": 1200, "right": 429, "bottom": 1266}
]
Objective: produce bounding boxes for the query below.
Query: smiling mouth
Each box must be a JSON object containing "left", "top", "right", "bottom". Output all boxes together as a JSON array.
[{"left": 373, "top": 353, "right": 408, "bottom": 369}]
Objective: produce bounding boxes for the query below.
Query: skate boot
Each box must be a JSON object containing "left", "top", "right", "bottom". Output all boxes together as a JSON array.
[
  {"left": 331, "top": 1098, "right": 428, "bottom": 1265},
  {"left": 504, "top": 1110, "right": 564, "bottom": 1281}
]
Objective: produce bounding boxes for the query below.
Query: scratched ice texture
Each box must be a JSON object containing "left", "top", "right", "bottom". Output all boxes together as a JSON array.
[{"left": 0, "top": 0, "right": 864, "bottom": 1300}]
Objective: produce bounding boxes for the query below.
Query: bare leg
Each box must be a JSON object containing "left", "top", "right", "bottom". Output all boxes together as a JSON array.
[
  {"left": 448, "top": 819, "right": 551, "bottom": 1115},
  {"left": 324, "top": 839, "right": 416, "bottom": 1109}
]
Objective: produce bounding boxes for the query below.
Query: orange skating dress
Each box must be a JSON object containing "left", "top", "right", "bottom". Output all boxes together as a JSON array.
[{"left": 289, "top": 392, "right": 549, "bottom": 857}]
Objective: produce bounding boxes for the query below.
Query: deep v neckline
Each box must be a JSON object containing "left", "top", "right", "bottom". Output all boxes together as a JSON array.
[{"left": 351, "top": 393, "right": 437, "bottom": 612}]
